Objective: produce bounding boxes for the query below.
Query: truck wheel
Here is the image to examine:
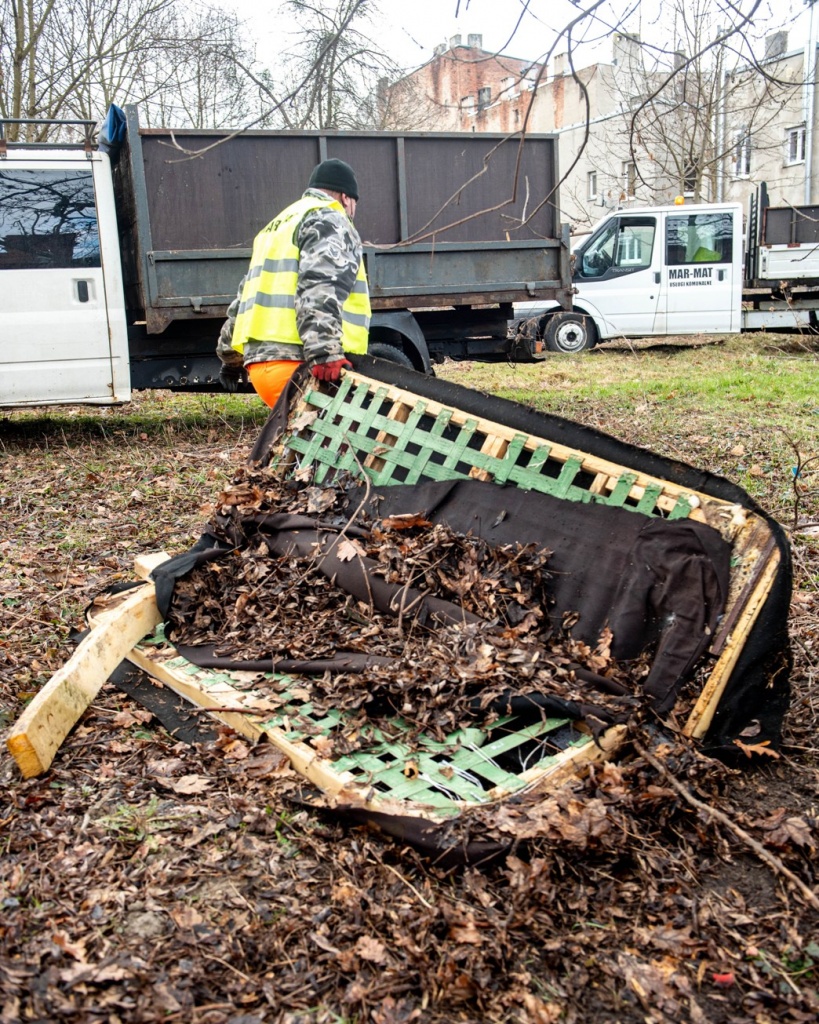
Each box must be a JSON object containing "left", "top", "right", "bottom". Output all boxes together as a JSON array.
[
  {"left": 544, "top": 312, "right": 597, "bottom": 353},
  {"left": 368, "top": 342, "right": 414, "bottom": 369}
]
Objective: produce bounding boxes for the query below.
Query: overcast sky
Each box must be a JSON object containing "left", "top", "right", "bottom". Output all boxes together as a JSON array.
[{"left": 222, "top": 0, "right": 813, "bottom": 74}]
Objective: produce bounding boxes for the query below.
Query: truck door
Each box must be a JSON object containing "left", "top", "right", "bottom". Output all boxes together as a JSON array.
[
  {"left": 573, "top": 214, "right": 662, "bottom": 337},
  {"left": 663, "top": 210, "right": 739, "bottom": 333},
  {"left": 0, "top": 157, "right": 128, "bottom": 407}
]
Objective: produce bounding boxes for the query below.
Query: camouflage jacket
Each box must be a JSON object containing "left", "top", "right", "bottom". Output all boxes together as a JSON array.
[{"left": 216, "top": 188, "right": 364, "bottom": 369}]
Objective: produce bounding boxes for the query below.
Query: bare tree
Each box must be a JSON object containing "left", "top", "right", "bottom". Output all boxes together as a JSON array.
[
  {"left": 0, "top": 0, "right": 264, "bottom": 137},
  {"left": 276, "top": 0, "right": 405, "bottom": 129},
  {"left": 612, "top": 0, "right": 800, "bottom": 204},
  {"left": 0, "top": 0, "right": 60, "bottom": 137},
  {"left": 137, "top": 8, "right": 267, "bottom": 129}
]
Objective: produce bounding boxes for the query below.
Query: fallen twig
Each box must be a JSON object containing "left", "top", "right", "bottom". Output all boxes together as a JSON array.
[{"left": 632, "top": 737, "right": 819, "bottom": 912}]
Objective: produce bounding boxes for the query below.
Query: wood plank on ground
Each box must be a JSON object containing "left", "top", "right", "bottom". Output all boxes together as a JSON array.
[{"left": 6, "top": 584, "right": 163, "bottom": 778}]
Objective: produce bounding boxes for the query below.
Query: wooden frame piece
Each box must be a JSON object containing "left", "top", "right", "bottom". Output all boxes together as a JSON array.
[{"left": 6, "top": 584, "right": 163, "bottom": 778}]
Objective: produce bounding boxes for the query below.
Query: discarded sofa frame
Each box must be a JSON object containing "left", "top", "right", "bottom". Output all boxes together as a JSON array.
[{"left": 8, "top": 357, "right": 791, "bottom": 841}]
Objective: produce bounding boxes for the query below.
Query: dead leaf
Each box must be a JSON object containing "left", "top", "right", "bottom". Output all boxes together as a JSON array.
[
  {"left": 306, "top": 486, "right": 337, "bottom": 513},
  {"left": 521, "top": 993, "right": 562, "bottom": 1024},
  {"left": 380, "top": 513, "right": 432, "bottom": 531},
  {"left": 767, "top": 816, "right": 815, "bottom": 851},
  {"left": 355, "top": 935, "right": 388, "bottom": 964},
  {"left": 165, "top": 774, "right": 211, "bottom": 795},
  {"left": 111, "top": 708, "right": 154, "bottom": 729},
  {"left": 181, "top": 820, "right": 228, "bottom": 849},
  {"left": 733, "top": 738, "right": 780, "bottom": 759},
  {"left": 59, "top": 962, "right": 133, "bottom": 986},
  {"left": 170, "top": 906, "right": 204, "bottom": 930},
  {"left": 51, "top": 931, "right": 88, "bottom": 963},
  {"left": 335, "top": 537, "right": 365, "bottom": 562},
  {"left": 447, "top": 913, "right": 484, "bottom": 945},
  {"left": 310, "top": 735, "right": 334, "bottom": 757},
  {"left": 220, "top": 738, "right": 251, "bottom": 760}
]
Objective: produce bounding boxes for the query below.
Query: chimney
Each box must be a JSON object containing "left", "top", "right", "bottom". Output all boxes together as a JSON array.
[
  {"left": 764, "top": 31, "right": 788, "bottom": 59},
  {"left": 467, "top": 34, "right": 482, "bottom": 49},
  {"left": 433, "top": 43, "right": 446, "bottom": 57},
  {"left": 450, "top": 34, "right": 462, "bottom": 50},
  {"left": 612, "top": 32, "right": 642, "bottom": 71},
  {"left": 553, "top": 53, "right": 567, "bottom": 77}
]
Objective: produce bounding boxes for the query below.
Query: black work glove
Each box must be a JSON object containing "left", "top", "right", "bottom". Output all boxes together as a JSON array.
[{"left": 219, "top": 364, "right": 243, "bottom": 393}]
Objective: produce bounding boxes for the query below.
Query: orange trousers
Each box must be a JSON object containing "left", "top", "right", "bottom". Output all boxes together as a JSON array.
[{"left": 246, "top": 360, "right": 302, "bottom": 408}]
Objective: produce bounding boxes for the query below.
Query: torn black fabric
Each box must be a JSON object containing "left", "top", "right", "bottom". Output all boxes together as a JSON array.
[{"left": 360, "top": 478, "right": 731, "bottom": 715}]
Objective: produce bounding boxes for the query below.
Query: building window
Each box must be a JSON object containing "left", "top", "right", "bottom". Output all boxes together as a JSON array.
[
  {"left": 733, "top": 132, "right": 751, "bottom": 178},
  {"left": 587, "top": 171, "right": 598, "bottom": 200},
  {"left": 477, "top": 86, "right": 491, "bottom": 110},
  {"left": 786, "top": 125, "right": 806, "bottom": 164},
  {"left": 683, "top": 161, "right": 698, "bottom": 197},
  {"left": 622, "top": 161, "right": 637, "bottom": 198}
]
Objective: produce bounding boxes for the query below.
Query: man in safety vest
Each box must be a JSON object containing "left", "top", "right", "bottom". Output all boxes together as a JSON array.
[{"left": 216, "top": 158, "right": 370, "bottom": 406}]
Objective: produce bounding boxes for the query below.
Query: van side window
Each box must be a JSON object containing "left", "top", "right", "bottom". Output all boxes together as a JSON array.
[
  {"left": 666, "top": 212, "right": 732, "bottom": 265},
  {"left": 577, "top": 216, "right": 656, "bottom": 279},
  {"left": 0, "top": 170, "right": 100, "bottom": 270}
]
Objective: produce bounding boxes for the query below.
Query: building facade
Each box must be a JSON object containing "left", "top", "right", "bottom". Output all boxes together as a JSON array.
[{"left": 387, "top": 31, "right": 819, "bottom": 234}]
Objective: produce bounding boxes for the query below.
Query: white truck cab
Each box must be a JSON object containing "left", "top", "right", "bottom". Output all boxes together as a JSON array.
[
  {"left": 0, "top": 145, "right": 130, "bottom": 407},
  {"left": 515, "top": 201, "right": 745, "bottom": 352}
]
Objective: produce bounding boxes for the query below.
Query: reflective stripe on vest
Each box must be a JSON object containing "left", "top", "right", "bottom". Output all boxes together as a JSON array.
[{"left": 231, "top": 195, "right": 370, "bottom": 356}]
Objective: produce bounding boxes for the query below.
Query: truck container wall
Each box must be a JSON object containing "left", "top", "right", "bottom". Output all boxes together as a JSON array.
[
  {"left": 746, "top": 181, "right": 819, "bottom": 287},
  {"left": 113, "top": 105, "right": 568, "bottom": 335}
]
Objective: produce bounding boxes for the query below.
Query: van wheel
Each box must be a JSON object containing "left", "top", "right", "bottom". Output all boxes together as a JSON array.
[
  {"left": 368, "top": 342, "right": 414, "bottom": 369},
  {"left": 544, "top": 312, "right": 597, "bottom": 353}
]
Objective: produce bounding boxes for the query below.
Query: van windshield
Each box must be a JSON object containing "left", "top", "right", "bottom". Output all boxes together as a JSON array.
[{"left": 575, "top": 216, "right": 656, "bottom": 279}]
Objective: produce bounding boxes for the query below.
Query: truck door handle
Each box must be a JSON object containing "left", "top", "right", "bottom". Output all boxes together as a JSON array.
[
  {"left": 76, "top": 280, "right": 90, "bottom": 303},
  {"left": 718, "top": 269, "right": 725, "bottom": 282},
  {"left": 654, "top": 272, "right": 661, "bottom": 284}
]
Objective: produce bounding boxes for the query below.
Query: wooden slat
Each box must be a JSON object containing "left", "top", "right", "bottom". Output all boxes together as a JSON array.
[
  {"left": 333, "top": 371, "right": 723, "bottom": 515},
  {"left": 683, "top": 550, "right": 781, "bottom": 739},
  {"left": 6, "top": 584, "right": 162, "bottom": 778},
  {"left": 85, "top": 578, "right": 630, "bottom": 822}
]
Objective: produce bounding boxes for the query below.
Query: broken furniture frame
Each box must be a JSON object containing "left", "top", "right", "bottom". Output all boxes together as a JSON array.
[{"left": 7, "top": 365, "right": 785, "bottom": 833}]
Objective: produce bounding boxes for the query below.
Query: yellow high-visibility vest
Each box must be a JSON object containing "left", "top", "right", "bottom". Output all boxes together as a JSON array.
[{"left": 231, "top": 194, "right": 370, "bottom": 355}]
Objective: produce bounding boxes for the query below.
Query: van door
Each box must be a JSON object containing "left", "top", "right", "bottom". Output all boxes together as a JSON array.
[
  {"left": 573, "top": 214, "right": 662, "bottom": 338},
  {"left": 0, "top": 157, "right": 127, "bottom": 406},
  {"left": 663, "top": 209, "right": 739, "bottom": 333}
]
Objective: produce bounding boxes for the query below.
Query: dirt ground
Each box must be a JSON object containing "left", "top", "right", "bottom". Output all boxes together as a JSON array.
[{"left": 1, "top": 389, "right": 817, "bottom": 1024}]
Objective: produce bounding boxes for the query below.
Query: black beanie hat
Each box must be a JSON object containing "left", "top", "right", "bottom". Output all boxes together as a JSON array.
[{"left": 308, "top": 158, "right": 359, "bottom": 200}]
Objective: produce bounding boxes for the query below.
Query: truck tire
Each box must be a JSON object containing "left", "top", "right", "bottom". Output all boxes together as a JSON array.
[
  {"left": 368, "top": 342, "right": 414, "bottom": 369},
  {"left": 544, "top": 312, "right": 597, "bottom": 354}
]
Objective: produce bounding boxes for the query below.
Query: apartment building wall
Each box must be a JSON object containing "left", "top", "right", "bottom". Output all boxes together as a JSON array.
[
  {"left": 387, "top": 35, "right": 540, "bottom": 132},
  {"left": 723, "top": 46, "right": 816, "bottom": 209},
  {"left": 387, "top": 31, "right": 817, "bottom": 232}
]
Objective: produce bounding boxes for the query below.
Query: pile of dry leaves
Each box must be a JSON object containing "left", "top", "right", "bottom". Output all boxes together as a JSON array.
[{"left": 166, "top": 466, "right": 649, "bottom": 740}]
